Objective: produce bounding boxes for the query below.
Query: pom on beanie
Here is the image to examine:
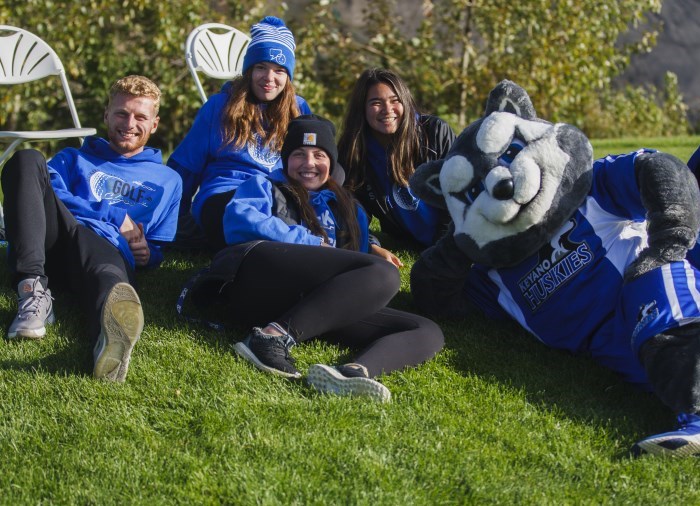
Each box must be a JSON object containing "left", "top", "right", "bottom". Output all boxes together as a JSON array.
[{"left": 242, "top": 16, "right": 296, "bottom": 79}]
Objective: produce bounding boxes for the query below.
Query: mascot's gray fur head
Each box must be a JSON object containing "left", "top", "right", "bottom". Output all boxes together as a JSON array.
[{"left": 412, "top": 80, "right": 593, "bottom": 267}]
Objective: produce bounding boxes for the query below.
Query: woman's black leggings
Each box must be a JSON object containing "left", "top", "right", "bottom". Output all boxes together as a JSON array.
[
  {"left": 223, "top": 241, "right": 444, "bottom": 377},
  {"left": 200, "top": 190, "right": 235, "bottom": 253}
]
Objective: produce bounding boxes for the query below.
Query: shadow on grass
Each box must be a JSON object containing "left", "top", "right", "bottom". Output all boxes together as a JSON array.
[
  {"left": 0, "top": 338, "right": 90, "bottom": 377},
  {"left": 362, "top": 235, "right": 676, "bottom": 455},
  {"left": 157, "top": 238, "right": 675, "bottom": 452},
  {"left": 0, "top": 293, "right": 94, "bottom": 378},
  {"left": 0, "top": 235, "right": 673, "bottom": 453},
  {"left": 434, "top": 309, "right": 672, "bottom": 456}
]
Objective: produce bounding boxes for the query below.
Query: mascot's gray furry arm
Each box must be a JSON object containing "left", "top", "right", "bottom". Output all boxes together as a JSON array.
[
  {"left": 409, "top": 80, "right": 700, "bottom": 456},
  {"left": 410, "top": 226, "right": 474, "bottom": 318},
  {"left": 626, "top": 151, "right": 700, "bottom": 280}
]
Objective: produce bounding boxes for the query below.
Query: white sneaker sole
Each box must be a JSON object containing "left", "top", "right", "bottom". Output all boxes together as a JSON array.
[
  {"left": 633, "top": 434, "right": 700, "bottom": 457},
  {"left": 233, "top": 341, "right": 301, "bottom": 379},
  {"left": 307, "top": 364, "right": 391, "bottom": 403},
  {"left": 93, "top": 283, "right": 144, "bottom": 382},
  {"left": 7, "top": 312, "right": 55, "bottom": 339}
]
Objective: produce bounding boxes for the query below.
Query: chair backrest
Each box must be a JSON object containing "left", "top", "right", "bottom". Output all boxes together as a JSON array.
[
  {"left": 0, "top": 25, "right": 84, "bottom": 128},
  {"left": 185, "top": 23, "right": 251, "bottom": 103}
]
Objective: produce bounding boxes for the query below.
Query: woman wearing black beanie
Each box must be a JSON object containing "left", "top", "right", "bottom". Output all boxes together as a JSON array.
[{"left": 182, "top": 114, "right": 444, "bottom": 402}]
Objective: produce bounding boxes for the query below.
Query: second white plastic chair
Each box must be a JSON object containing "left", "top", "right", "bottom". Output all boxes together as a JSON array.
[{"left": 185, "top": 23, "right": 251, "bottom": 103}]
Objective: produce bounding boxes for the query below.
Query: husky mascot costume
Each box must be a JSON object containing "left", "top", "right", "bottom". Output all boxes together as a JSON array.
[{"left": 410, "top": 80, "right": 700, "bottom": 457}]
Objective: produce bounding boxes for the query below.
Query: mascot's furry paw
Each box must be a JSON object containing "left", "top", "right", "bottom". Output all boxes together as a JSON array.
[
  {"left": 625, "top": 151, "right": 700, "bottom": 282},
  {"left": 411, "top": 256, "right": 472, "bottom": 318},
  {"left": 410, "top": 231, "right": 474, "bottom": 318}
]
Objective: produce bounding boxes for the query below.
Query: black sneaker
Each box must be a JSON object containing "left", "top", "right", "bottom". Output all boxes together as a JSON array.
[{"left": 234, "top": 327, "right": 301, "bottom": 378}]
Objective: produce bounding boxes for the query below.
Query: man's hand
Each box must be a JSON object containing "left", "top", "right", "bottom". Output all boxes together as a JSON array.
[
  {"left": 128, "top": 223, "right": 151, "bottom": 267},
  {"left": 371, "top": 244, "right": 404, "bottom": 268},
  {"left": 120, "top": 214, "right": 142, "bottom": 243}
]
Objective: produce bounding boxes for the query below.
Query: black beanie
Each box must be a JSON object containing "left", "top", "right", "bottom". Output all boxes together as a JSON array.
[{"left": 282, "top": 114, "right": 339, "bottom": 178}]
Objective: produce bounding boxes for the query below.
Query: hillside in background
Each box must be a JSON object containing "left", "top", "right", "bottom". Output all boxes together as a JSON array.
[
  {"left": 623, "top": 0, "right": 700, "bottom": 129},
  {"left": 308, "top": 0, "right": 700, "bottom": 131}
]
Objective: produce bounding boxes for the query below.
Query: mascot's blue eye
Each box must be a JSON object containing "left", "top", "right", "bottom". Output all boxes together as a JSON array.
[
  {"left": 466, "top": 181, "right": 485, "bottom": 204},
  {"left": 498, "top": 138, "right": 526, "bottom": 167}
]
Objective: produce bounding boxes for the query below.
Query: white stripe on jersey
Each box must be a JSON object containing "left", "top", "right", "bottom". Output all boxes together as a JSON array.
[
  {"left": 684, "top": 262, "right": 700, "bottom": 309},
  {"left": 580, "top": 196, "right": 647, "bottom": 276},
  {"left": 662, "top": 263, "right": 682, "bottom": 321}
]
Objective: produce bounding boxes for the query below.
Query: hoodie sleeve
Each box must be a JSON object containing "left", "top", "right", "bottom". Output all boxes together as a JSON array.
[
  {"left": 296, "top": 96, "right": 312, "bottom": 115},
  {"left": 143, "top": 172, "right": 182, "bottom": 244},
  {"left": 353, "top": 202, "right": 371, "bottom": 252},
  {"left": 167, "top": 157, "right": 200, "bottom": 217},
  {"left": 47, "top": 150, "right": 127, "bottom": 228},
  {"left": 144, "top": 240, "right": 164, "bottom": 268},
  {"left": 168, "top": 97, "right": 218, "bottom": 179},
  {"left": 223, "top": 176, "right": 323, "bottom": 246},
  {"left": 423, "top": 115, "right": 456, "bottom": 160}
]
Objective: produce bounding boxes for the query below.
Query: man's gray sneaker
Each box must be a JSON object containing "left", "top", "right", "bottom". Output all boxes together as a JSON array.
[
  {"left": 7, "top": 277, "right": 55, "bottom": 339},
  {"left": 93, "top": 283, "right": 144, "bottom": 382},
  {"left": 307, "top": 363, "right": 391, "bottom": 402}
]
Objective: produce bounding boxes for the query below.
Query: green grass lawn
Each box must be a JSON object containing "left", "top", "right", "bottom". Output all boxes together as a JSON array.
[
  {"left": 1, "top": 136, "right": 700, "bottom": 504},
  {"left": 591, "top": 134, "right": 700, "bottom": 161}
]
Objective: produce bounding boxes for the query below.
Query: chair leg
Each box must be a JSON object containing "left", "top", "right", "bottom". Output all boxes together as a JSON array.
[{"left": 0, "top": 139, "right": 23, "bottom": 168}]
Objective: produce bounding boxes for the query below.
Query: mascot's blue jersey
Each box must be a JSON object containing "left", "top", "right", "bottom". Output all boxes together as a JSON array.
[
  {"left": 465, "top": 150, "right": 700, "bottom": 388},
  {"left": 48, "top": 136, "right": 182, "bottom": 269},
  {"left": 689, "top": 145, "right": 700, "bottom": 178}
]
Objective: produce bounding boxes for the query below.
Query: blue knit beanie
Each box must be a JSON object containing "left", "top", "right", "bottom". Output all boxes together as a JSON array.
[{"left": 242, "top": 16, "right": 296, "bottom": 80}]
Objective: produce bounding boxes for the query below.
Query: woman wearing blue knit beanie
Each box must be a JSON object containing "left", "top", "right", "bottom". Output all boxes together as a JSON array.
[{"left": 167, "top": 16, "right": 311, "bottom": 253}]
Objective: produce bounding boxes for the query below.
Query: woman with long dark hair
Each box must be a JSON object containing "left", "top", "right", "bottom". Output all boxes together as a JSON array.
[{"left": 338, "top": 68, "right": 456, "bottom": 248}]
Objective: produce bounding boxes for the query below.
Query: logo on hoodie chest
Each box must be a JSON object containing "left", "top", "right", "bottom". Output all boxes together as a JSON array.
[
  {"left": 247, "top": 134, "right": 280, "bottom": 169},
  {"left": 89, "top": 171, "right": 155, "bottom": 207}
]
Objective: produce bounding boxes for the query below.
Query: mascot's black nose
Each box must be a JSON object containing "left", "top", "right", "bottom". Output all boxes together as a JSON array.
[{"left": 492, "top": 178, "right": 514, "bottom": 200}]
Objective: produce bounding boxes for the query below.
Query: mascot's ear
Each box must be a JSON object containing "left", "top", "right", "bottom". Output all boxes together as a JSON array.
[
  {"left": 410, "top": 159, "right": 448, "bottom": 209},
  {"left": 484, "top": 80, "right": 537, "bottom": 119}
]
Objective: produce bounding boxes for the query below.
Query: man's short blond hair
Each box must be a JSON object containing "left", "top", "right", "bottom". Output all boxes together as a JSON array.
[{"left": 108, "top": 75, "right": 161, "bottom": 114}]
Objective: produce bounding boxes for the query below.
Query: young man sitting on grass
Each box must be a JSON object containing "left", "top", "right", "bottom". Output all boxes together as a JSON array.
[{"left": 1, "top": 75, "right": 182, "bottom": 382}]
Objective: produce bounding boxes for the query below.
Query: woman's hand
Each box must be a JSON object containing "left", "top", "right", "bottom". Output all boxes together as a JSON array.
[{"left": 371, "top": 244, "right": 404, "bottom": 268}]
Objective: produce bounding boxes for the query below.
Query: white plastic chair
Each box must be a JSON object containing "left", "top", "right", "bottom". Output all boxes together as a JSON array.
[
  {"left": 0, "top": 25, "right": 96, "bottom": 168},
  {"left": 185, "top": 23, "right": 251, "bottom": 103}
]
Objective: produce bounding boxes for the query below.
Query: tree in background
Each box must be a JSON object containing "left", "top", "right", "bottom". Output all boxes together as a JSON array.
[
  {"left": 293, "top": 0, "right": 689, "bottom": 137},
  {"left": 0, "top": 0, "right": 262, "bottom": 152},
  {"left": 0, "top": 0, "right": 691, "bottom": 153}
]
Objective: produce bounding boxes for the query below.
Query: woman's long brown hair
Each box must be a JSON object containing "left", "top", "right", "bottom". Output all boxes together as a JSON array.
[
  {"left": 282, "top": 177, "right": 362, "bottom": 251},
  {"left": 221, "top": 68, "right": 300, "bottom": 152}
]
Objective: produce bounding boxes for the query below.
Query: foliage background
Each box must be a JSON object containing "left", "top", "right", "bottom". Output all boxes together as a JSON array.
[{"left": 0, "top": 0, "right": 692, "bottom": 154}]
